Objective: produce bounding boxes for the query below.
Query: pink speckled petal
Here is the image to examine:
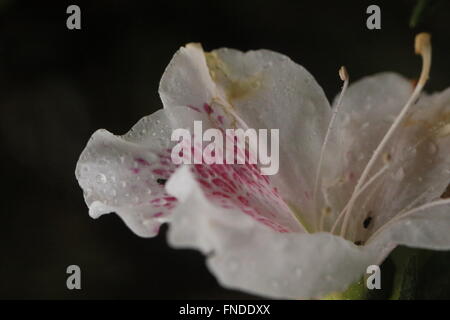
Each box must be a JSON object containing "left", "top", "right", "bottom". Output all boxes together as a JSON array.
[
  {"left": 75, "top": 107, "right": 208, "bottom": 237},
  {"left": 189, "top": 160, "right": 302, "bottom": 233},
  {"left": 166, "top": 166, "right": 376, "bottom": 299},
  {"left": 160, "top": 44, "right": 332, "bottom": 229}
]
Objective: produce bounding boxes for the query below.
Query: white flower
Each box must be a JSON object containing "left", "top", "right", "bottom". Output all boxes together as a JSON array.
[{"left": 76, "top": 33, "right": 450, "bottom": 299}]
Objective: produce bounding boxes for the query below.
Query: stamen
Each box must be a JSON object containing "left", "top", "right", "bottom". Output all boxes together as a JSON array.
[
  {"left": 313, "top": 66, "right": 349, "bottom": 230},
  {"left": 338, "top": 33, "right": 432, "bottom": 237},
  {"left": 331, "top": 163, "right": 389, "bottom": 234},
  {"left": 319, "top": 206, "right": 332, "bottom": 231}
]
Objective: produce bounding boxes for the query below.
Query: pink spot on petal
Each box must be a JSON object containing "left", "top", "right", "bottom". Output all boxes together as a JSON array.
[
  {"left": 164, "top": 196, "right": 177, "bottom": 202},
  {"left": 153, "top": 169, "right": 168, "bottom": 176},
  {"left": 187, "top": 105, "right": 201, "bottom": 112},
  {"left": 238, "top": 196, "right": 250, "bottom": 206},
  {"left": 212, "top": 191, "right": 231, "bottom": 198},
  {"left": 203, "top": 103, "right": 213, "bottom": 114},
  {"left": 135, "top": 157, "right": 150, "bottom": 166}
]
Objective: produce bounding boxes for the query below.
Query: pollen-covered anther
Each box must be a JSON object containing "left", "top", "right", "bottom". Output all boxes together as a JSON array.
[
  {"left": 339, "top": 66, "right": 349, "bottom": 81},
  {"left": 415, "top": 33, "right": 431, "bottom": 86}
]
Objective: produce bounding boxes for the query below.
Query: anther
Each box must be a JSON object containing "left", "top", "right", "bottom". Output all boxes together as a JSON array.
[{"left": 339, "top": 66, "right": 349, "bottom": 81}]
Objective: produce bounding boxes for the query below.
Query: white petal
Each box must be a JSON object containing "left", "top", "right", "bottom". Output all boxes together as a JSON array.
[
  {"left": 159, "top": 43, "right": 217, "bottom": 110},
  {"left": 321, "top": 74, "right": 450, "bottom": 240},
  {"left": 320, "top": 73, "right": 413, "bottom": 229},
  {"left": 367, "top": 199, "right": 450, "bottom": 263},
  {"left": 75, "top": 107, "right": 208, "bottom": 237},
  {"left": 366, "top": 88, "right": 450, "bottom": 232},
  {"left": 166, "top": 166, "right": 375, "bottom": 299},
  {"left": 160, "top": 44, "right": 332, "bottom": 229}
]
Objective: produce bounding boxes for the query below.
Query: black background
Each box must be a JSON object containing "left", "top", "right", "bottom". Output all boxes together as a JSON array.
[{"left": 1, "top": 0, "right": 450, "bottom": 299}]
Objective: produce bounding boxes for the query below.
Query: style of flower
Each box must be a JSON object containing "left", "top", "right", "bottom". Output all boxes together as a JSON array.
[{"left": 76, "top": 33, "right": 450, "bottom": 299}]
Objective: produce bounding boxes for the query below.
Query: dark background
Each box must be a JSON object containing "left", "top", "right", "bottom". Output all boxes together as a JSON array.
[{"left": 1, "top": 0, "right": 450, "bottom": 299}]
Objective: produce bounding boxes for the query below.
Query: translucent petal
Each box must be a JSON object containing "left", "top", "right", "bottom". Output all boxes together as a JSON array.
[
  {"left": 166, "top": 166, "right": 375, "bottom": 299},
  {"left": 321, "top": 74, "right": 450, "bottom": 241},
  {"left": 367, "top": 199, "right": 450, "bottom": 263},
  {"left": 366, "top": 88, "right": 450, "bottom": 235},
  {"left": 160, "top": 44, "right": 332, "bottom": 229},
  {"left": 320, "top": 73, "right": 413, "bottom": 231},
  {"left": 75, "top": 107, "right": 205, "bottom": 237}
]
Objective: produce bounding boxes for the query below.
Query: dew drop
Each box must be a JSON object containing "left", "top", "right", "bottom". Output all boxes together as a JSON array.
[
  {"left": 428, "top": 142, "right": 438, "bottom": 155},
  {"left": 393, "top": 167, "right": 405, "bottom": 181},
  {"left": 96, "top": 173, "right": 107, "bottom": 184}
]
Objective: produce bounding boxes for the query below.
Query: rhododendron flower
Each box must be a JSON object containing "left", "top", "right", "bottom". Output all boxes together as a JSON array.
[{"left": 76, "top": 33, "right": 450, "bottom": 299}]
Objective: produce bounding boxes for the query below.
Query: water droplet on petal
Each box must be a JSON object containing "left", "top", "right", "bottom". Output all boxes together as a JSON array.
[
  {"left": 393, "top": 167, "right": 405, "bottom": 181},
  {"left": 428, "top": 142, "right": 438, "bottom": 155},
  {"left": 96, "top": 173, "right": 107, "bottom": 184}
]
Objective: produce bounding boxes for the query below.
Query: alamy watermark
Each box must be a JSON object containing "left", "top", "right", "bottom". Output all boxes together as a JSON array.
[
  {"left": 171, "top": 121, "right": 279, "bottom": 175},
  {"left": 66, "top": 265, "right": 81, "bottom": 290}
]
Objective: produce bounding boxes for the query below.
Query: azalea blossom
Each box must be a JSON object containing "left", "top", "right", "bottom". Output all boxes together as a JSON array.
[{"left": 76, "top": 33, "right": 450, "bottom": 299}]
